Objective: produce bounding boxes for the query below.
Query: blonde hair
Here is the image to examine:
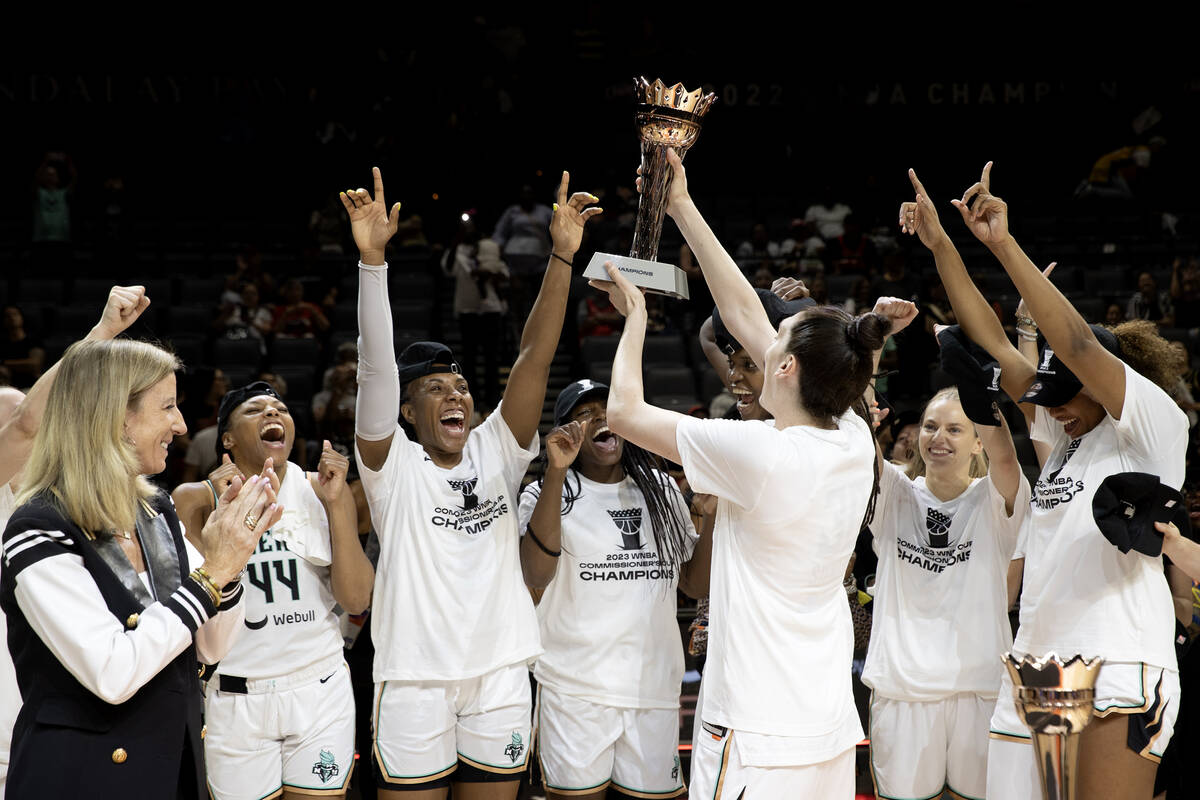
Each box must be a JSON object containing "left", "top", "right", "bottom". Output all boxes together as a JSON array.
[
  {"left": 18, "top": 339, "right": 181, "bottom": 535},
  {"left": 905, "top": 387, "right": 990, "bottom": 480}
]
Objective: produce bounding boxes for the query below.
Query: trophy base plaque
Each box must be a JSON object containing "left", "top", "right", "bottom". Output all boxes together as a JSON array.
[{"left": 584, "top": 252, "right": 690, "bottom": 301}]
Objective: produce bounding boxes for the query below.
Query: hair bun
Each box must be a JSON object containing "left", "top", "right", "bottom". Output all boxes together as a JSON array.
[{"left": 846, "top": 312, "right": 892, "bottom": 352}]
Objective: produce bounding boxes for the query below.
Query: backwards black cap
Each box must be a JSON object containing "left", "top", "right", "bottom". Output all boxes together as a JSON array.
[
  {"left": 398, "top": 341, "right": 461, "bottom": 394},
  {"left": 936, "top": 325, "right": 1002, "bottom": 427},
  {"left": 1092, "top": 472, "right": 1191, "bottom": 557},
  {"left": 215, "top": 381, "right": 283, "bottom": 459},
  {"left": 554, "top": 379, "right": 609, "bottom": 426},
  {"left": 1020, "top": 326, "right": 1122, "bottom": 407},
  {"left": 711, "top": 289, "right": 816, "bottom": 355}
]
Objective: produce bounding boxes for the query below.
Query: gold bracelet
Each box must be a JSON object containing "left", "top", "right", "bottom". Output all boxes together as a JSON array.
[{"left": 190, "top": 568, "right": 222, "bottom": 609}]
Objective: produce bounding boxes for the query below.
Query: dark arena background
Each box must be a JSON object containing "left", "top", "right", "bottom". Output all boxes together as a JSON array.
[{"left": 3, "top": 14, "right": 1198, "bottom": 799}]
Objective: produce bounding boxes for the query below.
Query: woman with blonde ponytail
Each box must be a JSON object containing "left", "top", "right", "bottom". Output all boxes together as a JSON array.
[{"left": 1, "top": 336, "right": 283, "bottom": 799}]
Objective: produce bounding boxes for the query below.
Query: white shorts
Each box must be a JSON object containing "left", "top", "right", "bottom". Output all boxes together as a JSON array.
[
  {"left": 372, "top": 661, "right": 531, "bottom": 786},
  {"left": 534, "top": 685, "right": 684, "bottom": 797},
  {"left": 987, "top": 661, "right": 1180, "bottom": 800},
  {"left": 689, "top": 722, "right": 855, "bottom": 800},
  {"left": 869, "top": 692, "right": 991, "bottom": 800},
  {"left": 204, "top": 654, "right": 356, "bottom": 799}
]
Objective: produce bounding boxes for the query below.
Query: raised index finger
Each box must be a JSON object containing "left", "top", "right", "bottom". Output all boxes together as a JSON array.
[
  {"left": 981, "top": 161, "right": 993, "bottom": 192},
  {"left": 908, "top": 168, "right": 929, "bottom": 198},
  {"left": 373, "top": 167, "right": 385, "bottom": 207},
  {"left": 556, "top": 170, "right": 569, "bottom": 208}
]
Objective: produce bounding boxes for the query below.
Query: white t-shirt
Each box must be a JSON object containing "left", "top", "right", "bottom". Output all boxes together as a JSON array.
[
  {"left": 864, "top": 463, "right": 1029, "bottom": 701},
  {"left": 675, "top": 412, "right": 871, "bottom": 763},
  {"left": 0, "top": 484, "right": 17, "bottom": 776},
  {"left": 517, "top": 470, "right": 698, "bottom": 709},
  {"left": 357, "top": 409, "right": 540, "bottom": 681},
  {"left": 1016, "top": 363, "right": 1187, "bottom": 668},
  {"left": 214, "top": 463, "right": 345, "bottom": 680}
]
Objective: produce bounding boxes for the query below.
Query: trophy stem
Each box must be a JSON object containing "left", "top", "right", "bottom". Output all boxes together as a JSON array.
[
  {"left": 631, "top": 143, "right": 688, "bottom": 263},
  {"left": 1031, "top": 731, "right": 1080, "bottom": 800}
]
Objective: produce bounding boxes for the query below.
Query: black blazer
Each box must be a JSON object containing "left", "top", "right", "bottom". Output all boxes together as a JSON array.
[{"left": 1, "top": 492, "right": 207, "bottom": 800}]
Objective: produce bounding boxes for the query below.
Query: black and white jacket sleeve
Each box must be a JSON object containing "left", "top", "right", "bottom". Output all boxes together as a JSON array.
[{"left": 4, "top": 523, "right": 242, "bottom": 704}]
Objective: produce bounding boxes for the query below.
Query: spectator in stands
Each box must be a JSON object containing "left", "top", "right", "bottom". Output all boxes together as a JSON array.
[
  {"left": 750, "top": 265, "right": 775, "bottom": 290},
  {"left": 889, "top": 410, "right": 920, "bottom": 465},
  {"left": 321, "top": 341, "right": 358, "bottom": 394},
  {"left": 442, "top": 218, "right": 510, "bottom": 410},
  {"left": 1167, "top": 341, "right": 1200, "bottom": 430},
  {"left": 180, "top": 368, "right": 230, "bottom": 484},
  {"left": 842, "top": 277, "right": 873, "bottom": 315},
  {"left": 31, "top": 151, "right": 76, "bottom": 248},
  {"left": 807, "top": 274, "right": 829, "bottom": 305},
  {"left": 272, "top": 279, "right": 331, "bottom": 339},
  {"left": 313, "top": 362, "right": 358, "bottom": 449},
  {"left": 493, "top": 184, "right": 554, "bottom": 274},
  {"left": 1126, "top": 271, "right": 1173, "bottom": 325},
  {"left": 224, "top": 247, "right": 276, "bottom": 304},
  {"left": 780, "top": 218, "right": 826, "bottom": 274},
  {"left": 395, "top": 214, "right": 429, "bottom": 251},
  {"left": 579, "top": 292, "right": 622, "bottom": 340},
  {"left": 1170, "top": 257, "right": 1200, "bottom": 331},
  {"left": 1105, "top": 303, "right": 1126, "bottom": 326},
  {"left": 804, "top": 183, "right": 853, "bottom": 240},
  {"left": 735, "top": 222, "right": 781, "bottom": 261},
  {"left": 872, "top": 253, "right": 919, "bottom": 302},
  {"left": 827, "top": 214, "right": 877, "bottom": 274},
  {"left": 1074, "top": 138, "right": 1165, "bottom": 202},
  {"left": 310, "top": 194, "right": 348, "bottom": 255},
  {"left": 1, "top": 307, "right": 44, "bottom": 389},
  {"left": 213, "top": 282, "right": 274, "bottom": 346}
]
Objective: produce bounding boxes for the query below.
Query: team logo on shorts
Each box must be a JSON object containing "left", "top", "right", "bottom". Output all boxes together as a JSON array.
[
  {"left": 447, "top": 477, "right": 479, "bottom": 510},
  {"left": 504, "top": 731, "right": 524, "bottom": 763},
  {"left": 311, "top": 749, "right": 340, "bottom": 783},
  {"left": 608, "top": 508, "right": 645, "bottom": 550},
  {"left": 925, "top": 508, "right": 953, "bottom": 548}
]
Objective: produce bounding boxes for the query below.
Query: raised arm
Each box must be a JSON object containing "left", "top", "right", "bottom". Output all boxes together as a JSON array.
[
  {"left": 341, "top": 168, "right": 402, "bottom": 471},
  {"left": 1014, "top": 264, "right": 1057, "bottom": 467},
  {"left": 500, "top": 172, "right": 601, "bottom": 447},
  {"left": 952, "top": 163, "right": 1128, "bottom": 418},
  {"left": 591, "top": 263, "right": 684, "bottom": 463},
  {"left": 659, "top": 150, "right": 776, "bottom": 368},
  {"left": 520, "top": 423, "right": 583, "bottom": 590},
  {"left": 311, "top": 440, "right": 373, "bottom": 614},
  {"left": 0, "top": 285, "right": 151, "bottom": 488},
  {"left": 900, "top": 169, "right": 1035, "bottom": 410}
]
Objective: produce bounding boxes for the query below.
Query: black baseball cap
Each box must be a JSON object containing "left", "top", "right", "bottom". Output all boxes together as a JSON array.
[
  {"left": 712, "top": 289, "right": 816, "bottom": 355},
  {"left": 1092, "top": 471, "right": 1190, "bottom": 557},
  {"left": 1020, "top": 326, "right": 1122, "bottom": 407},
  {"left": 398, "top": 341, "right": 461, "bottom": 393},
  {"left": 216, "top": 381, "right": 283, "bottom": 459},
  {"left": 554, "top": 379, "right": 609, "bottom": 426},
  {"left": 936, "top": 325, "right": 1002, "bottom": 427}
]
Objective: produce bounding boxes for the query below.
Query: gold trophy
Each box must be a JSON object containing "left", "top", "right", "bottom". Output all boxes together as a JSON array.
[
  {"left": 1004, "top": 652, "right": 1103, "bottom": 800},
  {"left": 584, "top": 77, "right": 716, "bottom": 300}
]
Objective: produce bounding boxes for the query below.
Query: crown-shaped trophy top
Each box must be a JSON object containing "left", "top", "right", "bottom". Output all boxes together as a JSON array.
[
  {"left": 1004, "top": 652, "right": 1103, "bottom": 690},
  {"left": 635, "top": 76, "right": 717, "bottom": 118}
]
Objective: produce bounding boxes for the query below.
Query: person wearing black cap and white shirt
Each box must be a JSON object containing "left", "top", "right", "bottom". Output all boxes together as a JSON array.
[
  {"left": 590, "top": 149, "right": 917, "bottom": 798},
  {"left": 516, "top": 379, "right": 706, "bottom": 800},
  {"left": 900, "top": 164, "right": 1187, "bottom": 800},
  {"left": 339, "top": 168, "right": 600, "bottom": 799},
  {"left": 172, "top": 382, "right": 373, "bottom": 800},
  {"left": 862, "top": 326, "right": 1030, "bottom": 800}
]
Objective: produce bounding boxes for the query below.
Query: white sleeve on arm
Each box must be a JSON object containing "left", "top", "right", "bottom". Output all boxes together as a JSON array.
[
  {"left": 184, "top": 538, "right": 245, "bottom": 664},
  {"left": 1116, "top": 363, "right": 1189, "bottom": 486},
  {"left": 7, "top": 531, "right": 218, "bottom": 705},
  {"left": 355, "top": 261, "right": 401, "bottom": 441}
]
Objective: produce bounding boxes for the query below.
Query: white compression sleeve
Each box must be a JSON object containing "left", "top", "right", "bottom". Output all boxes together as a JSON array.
[{"left": 355, "top": 261, "right": 401, "bottom": 441}]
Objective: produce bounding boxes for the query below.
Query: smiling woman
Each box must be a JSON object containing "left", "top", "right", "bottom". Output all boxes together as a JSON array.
[
  {"left": 171, "top": 380, "right": 372, "bottom": 800},
  {"left": 1, "top": 338, "right": 279, "bottom": 799}
]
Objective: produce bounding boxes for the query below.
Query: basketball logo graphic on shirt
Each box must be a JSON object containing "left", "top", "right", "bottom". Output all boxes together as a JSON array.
[
  {"left": 1036, "top": 438, "right": 1085, "bottom": 509},
  {"left": 990, "top": 366, "right": 1002, "bottom": 392},
  {"left": 1040, "top": 347, "right": 1055, "bottom": 371},
  {"left": 925, "top": 508, "right": 953, "bottom": 548},
  {"left": 447, "top": 477, "right": 479, "bottom": 510},
  {"left": 504, "top": 731, "right": 524, "bottom": 763},
  {"left": 608, "top": 508, "right": 645, "bottom": 550},
  {"left": 311, "top": 749, "right": 340, "bottom": 783}
]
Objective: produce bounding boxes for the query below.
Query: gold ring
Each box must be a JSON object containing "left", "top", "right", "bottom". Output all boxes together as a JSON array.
[{"left": 244, "top": 513, "right": 259, "bottom": 531}]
